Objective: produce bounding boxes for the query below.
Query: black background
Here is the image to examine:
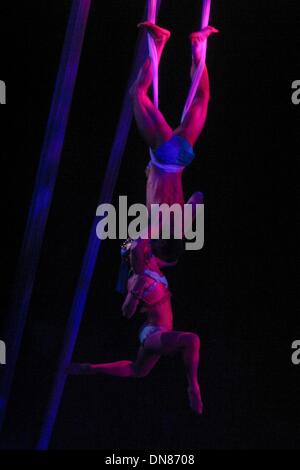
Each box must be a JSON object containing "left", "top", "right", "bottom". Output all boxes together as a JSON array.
[{"left": 1, "top": 0, "right": 299, "bottom": 450}]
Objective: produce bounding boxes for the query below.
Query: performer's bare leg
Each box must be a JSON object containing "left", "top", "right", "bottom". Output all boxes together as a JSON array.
[
  {"left": 151, "top": 331, "right": 203, "bottom": 415},
  {"left": 67, "top": 330, "right": 203, "bottom": 415},
  {"left": 175, "top": 26, "right": 218, "bottom": 146},
  {"left": 67, "top": 348, "right": 161, "bottom": 378},
  {"left": 130, "top": 22, "right": 173, "bottom": 150}
]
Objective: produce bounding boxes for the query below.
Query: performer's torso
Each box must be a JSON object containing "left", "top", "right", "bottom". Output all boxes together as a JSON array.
[
  {"left": 127, "top": 269, "right": 173, "bottom": 330},
  {"left": 146, "top": 165, "right": 184, "bottom": 211}
]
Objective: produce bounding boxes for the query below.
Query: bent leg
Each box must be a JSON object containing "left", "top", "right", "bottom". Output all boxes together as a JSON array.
[
  {"left": 144, "top": 330, "right": 203, "bottom": 414},
  {"left": 175, "top": 26, "right": 218, "bottom": 147},
  {"left": 130, "top": 23, "right": 173, "bottom": 149},
  {"left": 175, "top": 65, "right": 210, "bottom": 147},
  {"left": 132, "top": 84, "right": 173, "bottom": 149}
]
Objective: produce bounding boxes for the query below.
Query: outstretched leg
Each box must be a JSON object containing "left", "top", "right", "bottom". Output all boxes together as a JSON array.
[
  {"left": 67, "top": 346, "right": 161, "bottom": 378},
  {"left": 130, "top": 22, "right": 173, "bottom": 150},
  {"left": 67, "top": 330, "right": 202, "bottom": 414},
  {"left": 175, "top": 26, "right": 218, "bottom": 147},
  {"left": 144, "top": 330, "right": 203, "bottom": 414}
]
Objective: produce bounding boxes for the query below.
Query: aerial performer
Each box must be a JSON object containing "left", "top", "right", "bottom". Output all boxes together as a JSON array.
[
  {"left": 68, "top": 235, "right": 204, "bottom": 414},
  {"left": 130, "top": 21, "right": 218, "bottom": 265},
  {"left": 131, "top": 22, "right": 218, "bottom": 212},
  {"left": 67, "top": 22, "right": 218, "bottom": 416}
]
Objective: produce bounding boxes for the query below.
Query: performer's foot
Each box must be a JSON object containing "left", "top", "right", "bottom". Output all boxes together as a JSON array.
[
  {"left": 188, "top": 384, "right": 203, "bottom": 415},
  {"left": 190, "top": 26, "right": 219, "bottom": 65},
  {"left": 138, "top": 22, "right": 171, "bottom": 46},
  {"left": 66, "top": 363, "right": 93, "bottom": 375}
]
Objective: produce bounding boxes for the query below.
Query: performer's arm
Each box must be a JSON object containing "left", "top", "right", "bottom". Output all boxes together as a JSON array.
[{"left": 122, "top": 274, "right": 146, "bottom": 319}]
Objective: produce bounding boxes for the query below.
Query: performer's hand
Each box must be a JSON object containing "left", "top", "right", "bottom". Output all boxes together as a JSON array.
[{"left": 122, "top": 296, "right": 139, "bottom": 319}]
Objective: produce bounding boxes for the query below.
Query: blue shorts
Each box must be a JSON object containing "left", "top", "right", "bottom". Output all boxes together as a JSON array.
[
  {"left": 139, "top": 324, "right": 169, "bottom": 346},
  {"left": 150, "top": 135, "right": 195, "bottom": 173}
]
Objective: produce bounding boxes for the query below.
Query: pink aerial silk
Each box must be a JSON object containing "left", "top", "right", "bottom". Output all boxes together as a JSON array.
[
  {"left": 181, "top": 0, "right": 211, "bottom": 122},
  {"left": 146, "top": 0, "right": 211, "bottom": 121},
  {"left": 147, "top": 0, "right": 159, "bottom": 108}
]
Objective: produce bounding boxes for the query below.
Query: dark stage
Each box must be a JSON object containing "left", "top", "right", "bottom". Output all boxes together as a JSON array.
[{"left": 1, "top": 0, "right": 299, "bottom": 451}]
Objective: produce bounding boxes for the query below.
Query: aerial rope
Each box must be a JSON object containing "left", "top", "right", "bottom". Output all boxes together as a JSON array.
[
  {"left": 147, "top": 0, "right": 159, "bottom": 108},
  {"left": 146, "top": 0, "right": 211, "bottom": 120},
  {"left": 181, "top": 0, "right": 211, "bottom": 121},
  {"left": 148, "top": 0, "right": 212, "bottom": 164}
]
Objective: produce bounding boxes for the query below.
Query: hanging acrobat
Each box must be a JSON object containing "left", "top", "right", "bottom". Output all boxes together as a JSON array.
[{"left": 67, "top": 1, "right": 218, "bottom": 416}]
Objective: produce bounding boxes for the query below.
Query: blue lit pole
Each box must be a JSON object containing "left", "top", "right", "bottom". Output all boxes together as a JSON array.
[
  {"left": 36, "top": 0, "right": 161, "bottom": 450},
  {"left": 0, "top": 0, "right": 91, "bottom": 433}
]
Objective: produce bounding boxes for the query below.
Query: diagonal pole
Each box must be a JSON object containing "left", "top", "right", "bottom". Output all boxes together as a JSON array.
[
  {"left": 0, "top": 0, "right": 92, "bottom": 433},
  {"left": 36, "top": 1, "right": 162, "bottom": 450}
]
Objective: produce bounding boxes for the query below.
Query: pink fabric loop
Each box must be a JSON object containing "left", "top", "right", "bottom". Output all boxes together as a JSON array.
[
  {"left": 147, "top": 0, "right": 157, "bottom": 24},
  {"left": 201, "top": 0, "right": 211, "bottom": 29},
  {"left": 181, "top": 0, "right": 211, "bottom": 122},
  {"left": 147, "top": 0, "right": 159, "bottom": 108},
  {"left": 146, "top": 0, "right": 212, "bottom": 125},
  {"left": 148, "top": 36, "right": 159, "bottom": 108}
]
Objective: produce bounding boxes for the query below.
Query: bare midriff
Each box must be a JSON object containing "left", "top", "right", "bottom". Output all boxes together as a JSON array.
[
  {"left": 142, "top": 299, "right": 173, "bottom": 330},
  {"left": 146, "top": 164, "right": 184, "bottom": 210}
]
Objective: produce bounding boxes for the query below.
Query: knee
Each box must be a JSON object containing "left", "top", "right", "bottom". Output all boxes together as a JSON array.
[
  {"left": 190, "top": 333, "right": 200, "bottom": 350},
  {"left": 184, "top": 333, "right": 200, "bottom": 351}
]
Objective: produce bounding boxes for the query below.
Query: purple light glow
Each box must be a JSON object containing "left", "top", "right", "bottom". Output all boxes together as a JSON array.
[{"left": 0, "top": 0, "right": 91, "bottom": 433}]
